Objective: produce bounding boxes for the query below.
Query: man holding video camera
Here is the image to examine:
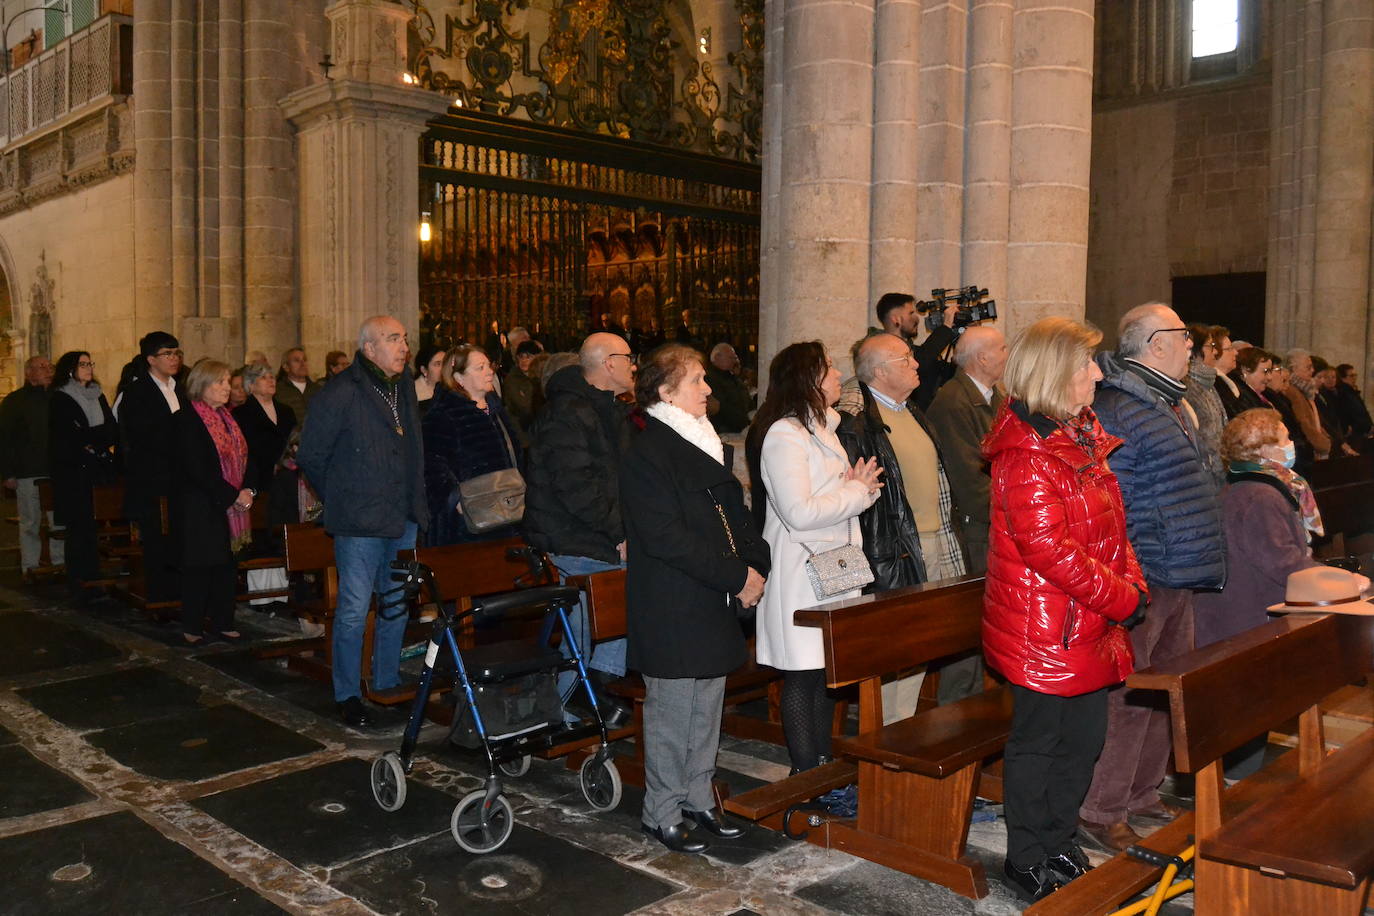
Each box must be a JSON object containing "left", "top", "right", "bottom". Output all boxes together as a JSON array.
[{"left": 876, "top": 293, "right": 959, "bottom": 409}]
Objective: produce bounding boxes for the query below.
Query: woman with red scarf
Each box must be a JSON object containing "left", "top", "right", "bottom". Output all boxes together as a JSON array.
[
  {"left": 981, "top": 317, "right": 1148, "bottom": 902},
  {"left": 174, "top": 359, "right": 253, "bottom": 645}
]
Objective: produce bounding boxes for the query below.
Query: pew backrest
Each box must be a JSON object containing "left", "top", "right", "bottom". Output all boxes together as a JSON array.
[
  {"left": 283, "top": 523, "right": 334, "bottom": 573},
  {"left": 411, "top": 538, "right": 555, "bottom": 602}
]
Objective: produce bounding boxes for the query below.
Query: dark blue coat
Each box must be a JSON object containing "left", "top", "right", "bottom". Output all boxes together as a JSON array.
[
  {"left": 421, "top": 387, "right": 521, "bottom": 546},
  {"left": 1092, "top": 351, "right": 1225, "bottom": 589},
  {"left": 296, "top": 353, "right": 427, "bottom": 539}
]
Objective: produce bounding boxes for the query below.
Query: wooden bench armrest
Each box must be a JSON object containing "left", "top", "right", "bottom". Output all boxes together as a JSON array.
[
  {"left": 832, "top": 687, "right": 1013, "bottom": 778},
  {"left": 1199, "top": 726, "right": 1374, "bottom": 888},
  {"left": 722, "top": 760, "right": 858, "bottom": 821}
]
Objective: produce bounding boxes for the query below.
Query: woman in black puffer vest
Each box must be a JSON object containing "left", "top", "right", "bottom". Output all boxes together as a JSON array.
[{"left": 421, "top": 344, "right": 522, "bottom": 546}]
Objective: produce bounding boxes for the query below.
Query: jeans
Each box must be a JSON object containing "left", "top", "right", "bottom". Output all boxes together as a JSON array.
[
  {"left": 331, "top": 522, "right": 417, "bottom": 702},
  {"left": 551, "top": 553, "right": 627, "bottom": 703}
]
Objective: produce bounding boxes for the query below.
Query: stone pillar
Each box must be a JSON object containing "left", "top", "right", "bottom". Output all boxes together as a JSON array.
[
  {"left": 1004, "top": 0, "right": 1095, "bottom": 334},
  {"left": 219, "top": 0, "right": 245, "bottom": 346},
  {"left": 914, "top": 0, "right": 966, "bottom": 293},
  {"left": 961, "top": 0, "right": 1013, "bottom": 305},
  {"left": 867, "top": 0, "right": 920, "bottom": 305},
  {"left": 764, "top": 0, "right": 875, "bottom": 373},
  {"left": 280, "top": 0, "right": 449, "bottom": 362},
  {"left": 132, "top": 0, "right": 174, "bottom": 332}
]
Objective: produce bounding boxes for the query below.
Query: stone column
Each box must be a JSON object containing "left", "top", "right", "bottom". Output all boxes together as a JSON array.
[
  {"left": 280, "top": 0, "right": 449, "bottom": 361},
  {"left": 219, "top": 0, "right": 245, "bottom": 348},
  {"left": 1004, "top": 0, "right": 1095, "bottom": 335},
  {"left": 867, "top": 0, "right": 920, "bottom": 305},
  {"left": 169, "top": 0, "right": 197, "bottom": 324},
  {"left": 1310, "top": 1, "right": 1374, "bottom": 377},
  {"left": 961, "top": 0, "right": 1013, "bottom": 305},
  {"left": 765, "top": 0, "right": 876, "bottom": 372},
  {"left": 132, "top": 0, "right": 174, "bottom": 331},
  {"left": 914, "top": 0, "right": 966, "bottom": 293}
]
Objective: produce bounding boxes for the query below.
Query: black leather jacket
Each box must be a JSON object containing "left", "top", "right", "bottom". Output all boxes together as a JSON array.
[{"left": 837, "top": 382, "right": 945, "bottom": 591}]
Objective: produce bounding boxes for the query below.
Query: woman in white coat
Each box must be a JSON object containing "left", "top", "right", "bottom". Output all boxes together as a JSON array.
[{"left": 746, "top": 341, "right": 883, "bottom": 774}]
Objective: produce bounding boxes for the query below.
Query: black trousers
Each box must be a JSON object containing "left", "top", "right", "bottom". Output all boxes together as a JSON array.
[
  {"left": 1004, "top": 684, "right": 1108, "bottom": 867},
  {"left": 134, "top": 508, "right": 180, "bottom": 603},
  {"left": 181, "top": 562, "right": 237, "bottom": 637}
]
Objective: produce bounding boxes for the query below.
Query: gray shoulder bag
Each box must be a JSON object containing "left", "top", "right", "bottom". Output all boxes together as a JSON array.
[{"left": 458, "top": 414, "right": 526, "bottom": 533}]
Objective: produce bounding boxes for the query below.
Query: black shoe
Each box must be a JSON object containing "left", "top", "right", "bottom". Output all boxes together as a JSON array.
[
  {"left": 642, "top": 821, "right": 709, "bottom": 853},
  {"left": 337, "top": 696, "right": 372, "bottom": 729},
  {"left": 1045, "top": 844, "right": 1093, "bottom": 883},
  {"left": 1003, "top": 859, "right": 1064, "bottom": 902},
  {"left": 683, "top": 807, "right": 744, "bottom": 838}
]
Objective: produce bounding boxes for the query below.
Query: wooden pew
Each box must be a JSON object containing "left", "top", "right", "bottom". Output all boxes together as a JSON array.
[
  {"left": 1029, "top": 612, "right": 1374, "bottom": 915},
  {"left": 1307, "top": 454, "right": 1374, "bottom": 556},
  {"left": 725, "top": 576, "right": 1002, "bottom": 899}
]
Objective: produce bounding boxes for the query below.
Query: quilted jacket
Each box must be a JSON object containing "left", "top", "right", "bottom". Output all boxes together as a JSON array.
[{"left": 982, "top": 400, "right": 1146, "bottom": 696}]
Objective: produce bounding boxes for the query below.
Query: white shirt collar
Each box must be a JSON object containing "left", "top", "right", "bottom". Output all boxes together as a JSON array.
[
  {"left": 967, "top": 373, "right": 994, "bottom": 404},
  {"left": 868, "top": 385, "right": 906, "bottom": 412}
]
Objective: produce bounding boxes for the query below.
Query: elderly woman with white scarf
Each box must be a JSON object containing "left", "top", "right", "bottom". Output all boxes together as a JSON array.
[
  {"left": 620, "top": 343, "right": 771, "bottom": 855},
  {"left": 48, "top": 349, "right": 117, "bottom": 602}
]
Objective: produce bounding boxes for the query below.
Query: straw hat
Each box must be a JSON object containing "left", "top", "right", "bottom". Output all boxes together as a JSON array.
[{"left": 1267, "top": 566, "right": 1374, "bottom": 615}]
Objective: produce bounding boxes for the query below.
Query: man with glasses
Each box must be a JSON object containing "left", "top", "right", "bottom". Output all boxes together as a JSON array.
[
  {"left": 0, "top": 356, "right": 60, "bottom": 577},
  {"left": 523, "top": 331, "right": 638, "bottom": 727},
  {"left": 119, "top": 331, "right": 190, "bottom": 603},
  {"left": 838, "top": 331, "right": 969, "bottom": 719},
  {"left": 1078, "top": 303, "right": 1225, "bottom": 854}
]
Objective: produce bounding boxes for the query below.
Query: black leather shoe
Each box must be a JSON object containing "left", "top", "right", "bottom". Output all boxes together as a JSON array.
[
  {"left": 1045, "top": 844, "right": 1093, "bottom": 883},
  {"left": 337, "top": 696, "right": 372, "bottom": 729},
  {"left": 1003, "top": 859, "right": 1064, "bottom": 902},
  {"left": 641, "top": 821, "right": 708, "bottom": 853},
  {"left": 683, "top": 807, "right": 744, "bottom": 838}
]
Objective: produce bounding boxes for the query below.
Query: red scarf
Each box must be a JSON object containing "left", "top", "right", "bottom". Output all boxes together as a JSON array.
[{"left": 192, "top": 400, "right": 251, "bottom": 551}]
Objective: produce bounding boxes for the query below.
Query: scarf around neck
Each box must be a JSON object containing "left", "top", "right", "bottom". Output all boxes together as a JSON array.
[
  {"left": 1230, "top": 457, "right": 1324, "bottom": 540},
  {"left": 59, "top": 378, "right": 105, "bottom": 426},
  {"left": 1124, "top": 358, "right": 1188, "bottom": 407},
  {"left": 192, "top": 400, "right": 251, "bottom": 551},
  {"left": 646, "top": 401, "right": 725, "bottom": 465}
]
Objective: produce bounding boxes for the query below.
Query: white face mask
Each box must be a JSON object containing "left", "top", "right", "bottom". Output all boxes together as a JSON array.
[{"left": 1279, "top": 443, "right": 1296, "bottom": 469}]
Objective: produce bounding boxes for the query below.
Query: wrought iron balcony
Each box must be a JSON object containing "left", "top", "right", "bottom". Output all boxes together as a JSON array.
[{"left": 0, "top": 13, "right": 132, "bottom": 148}]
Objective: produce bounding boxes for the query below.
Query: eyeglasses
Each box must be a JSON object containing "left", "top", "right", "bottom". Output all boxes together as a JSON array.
[
  {"left": 607, "top": 353, "right": 638, "bottom": 367},
  {"left": 153, "top": 349, "right": 183, "bottom": 359},
  {"left": 881, "top": 355, "right": 914, "bottom": 368},
  {"left": 1146, "top": 327, "right": 1190, "bottom": 343},
  {"left": 77, "top": 360, "right": 94, "bottom": 368}
]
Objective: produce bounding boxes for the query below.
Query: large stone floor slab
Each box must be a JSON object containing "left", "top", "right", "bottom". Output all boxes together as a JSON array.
[
  {"left": 18, "top": 665, "right": 210, "bottom": 731},
  {"left": 0, "top": 612, "right": 122, "bottom": 678},
  {"left": 0, "top": 745, "right": 95, "bottom": 818},
  {"left": 85, "top": 703, "right": 324, "bottom": 782},
  {"left": 0, "top": 811, "right": 283, "bottom": 915},
  {"left": 331, "top": 823, "right": 678, "bottom": 915},
  {"left": 193, "top": 758, "right": 456, "bottom": 870}
]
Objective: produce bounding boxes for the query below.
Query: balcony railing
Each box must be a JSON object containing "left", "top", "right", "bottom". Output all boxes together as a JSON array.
[{"left": 0, "top": 14, "right": 132, "bottom": 148}]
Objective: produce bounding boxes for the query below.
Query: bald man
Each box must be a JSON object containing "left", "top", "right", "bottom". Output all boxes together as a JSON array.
[
  {"left": 926, "top": 326, "right": 1008, "bottom": 575},
  {"left": 523, "top": 331, "right": 636, "bottom": 727},
  {"left": 1078, "top": 302, "right": 1224, "bottom": 852},
  {"left": 297, "top": 315, "right": 428, "bottom": 729},
  {"left": 0, "top": 355, "right": 60, "bottom": 574}
]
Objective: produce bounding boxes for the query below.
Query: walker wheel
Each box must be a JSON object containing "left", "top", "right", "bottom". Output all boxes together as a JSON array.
[
  {"left": 370, "top": 752, "right": 406, "bottom": 812},
  {"left": 451, "top": 790, "right": 515, "bottom": 854},
  {"left": 579, "top": 755, "right": 623, "bottom": 812},
  {"left": 498, "top": 754, "right": 531, "bottom": 778}
]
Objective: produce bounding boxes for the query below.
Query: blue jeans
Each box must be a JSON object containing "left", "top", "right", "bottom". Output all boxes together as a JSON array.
[
  {"left": 551, "top": 554, "right": 627, "bottom": 704},
  {"left": 331, "top": 522, "right": 418, "bottom": 702}
]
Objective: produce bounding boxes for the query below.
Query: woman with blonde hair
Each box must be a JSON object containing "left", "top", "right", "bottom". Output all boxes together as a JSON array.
[
  {"left": 175, "top": 358, "right": 253, "bottom": 645},
  {"left": 982, "top": 316, "right": 1147, "bottom": 901}
]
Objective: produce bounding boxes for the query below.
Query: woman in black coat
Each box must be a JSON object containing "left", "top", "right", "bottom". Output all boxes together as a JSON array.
[
  {"left": 232, "top": 362, "right": 297, "bottom": 495},
  {"left": 48, "top": 351, "right": 117, "bottom": 600},
  {"left": 174, "top": 359, "right": 254, "bottom": 645},
  {"left": 421, "top": 344, "right": 522, "bottom": 546},
  {"left": 621, "top": 344, "right": 770, "bottom": 855}
]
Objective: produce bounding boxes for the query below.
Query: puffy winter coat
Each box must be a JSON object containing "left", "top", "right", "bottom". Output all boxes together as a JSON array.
[
  {"left": 982, "top": 401, "right": 1146, "bottom": 696},
  {"left": 1092, "top": 352, "right": 1225, "bottom": 589}
]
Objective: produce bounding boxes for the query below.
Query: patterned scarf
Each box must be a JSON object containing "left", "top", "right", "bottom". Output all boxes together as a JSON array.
[
  {"left": 1057, "top": 407, "right": 1103, "bottom": 457},
  {"left": 1230, "top": 458, "right": 1324, "bottom": 540},
  {"left": 192, "top": 400, "right": 251, "bottom": 551}
]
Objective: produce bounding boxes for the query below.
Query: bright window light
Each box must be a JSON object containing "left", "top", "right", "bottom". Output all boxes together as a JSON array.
[{"left": 1192, "top": 0, "right": 1239, "bottom": 58}]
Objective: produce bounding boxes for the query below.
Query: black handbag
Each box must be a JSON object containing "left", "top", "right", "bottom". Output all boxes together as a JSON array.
[{"left": 710, "top": 490, "right": 754, "bottom": 620}]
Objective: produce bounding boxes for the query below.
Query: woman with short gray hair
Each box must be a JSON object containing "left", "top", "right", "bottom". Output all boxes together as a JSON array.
[{"left": 234, "top": 361, "right": 297, "bottom": 502}]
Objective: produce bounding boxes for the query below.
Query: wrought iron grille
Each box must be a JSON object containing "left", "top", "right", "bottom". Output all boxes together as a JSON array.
[{"left": 420, "top": 110, "right": 761, "bottom": 363}]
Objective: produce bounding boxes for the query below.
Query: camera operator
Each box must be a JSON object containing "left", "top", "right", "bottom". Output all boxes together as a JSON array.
[{"left": 875, "top": 292, "right": 958, "bottom": 410}]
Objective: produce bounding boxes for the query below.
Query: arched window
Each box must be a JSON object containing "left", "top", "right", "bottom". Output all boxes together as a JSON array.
[{"left": 1192, "top": 0, "right": 1239, "bottom": 58}]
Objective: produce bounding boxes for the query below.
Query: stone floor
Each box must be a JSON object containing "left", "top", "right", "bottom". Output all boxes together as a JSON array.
[{"left": 0, "top": 546, "right": 1196, "bottom": 915}]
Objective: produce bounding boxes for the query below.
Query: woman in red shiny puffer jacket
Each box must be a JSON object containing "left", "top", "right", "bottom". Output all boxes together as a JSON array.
[{"left": 982, "top": 317, "right": 1148, "bottom": 903}]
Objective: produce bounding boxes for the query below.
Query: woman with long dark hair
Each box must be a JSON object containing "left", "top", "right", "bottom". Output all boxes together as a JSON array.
[
  {"left": 413, "top": 344, "right": 447, "bottom": 418},
  {"left": 746, "top": 342, "right": 882, "bottom": 777},
  {"left": 49, "top": 350, "right": 117, "bottom": 602}
]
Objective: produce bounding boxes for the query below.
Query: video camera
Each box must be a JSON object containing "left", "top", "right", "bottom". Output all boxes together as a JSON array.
[{"left": 915, "top": 286, "right": 998, "bottom": 333}]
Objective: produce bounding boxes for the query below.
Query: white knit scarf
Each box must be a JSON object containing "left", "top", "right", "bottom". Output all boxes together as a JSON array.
[{"left": 646, "top": 401, "right": 724, "bottom": 465}]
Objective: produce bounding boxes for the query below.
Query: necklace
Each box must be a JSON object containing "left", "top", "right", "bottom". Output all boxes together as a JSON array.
[{"left": 376, "top": 383, "right": 403, "bottom": 436}]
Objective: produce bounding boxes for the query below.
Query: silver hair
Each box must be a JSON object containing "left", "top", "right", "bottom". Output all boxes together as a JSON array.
[
  {"left": 1284, "top": 348, "right": 1311, "bottom": 369},
  {"left": 709, "top": 342, "right": 735, "bottom": 364},
  {"left": 1117, "top": 302, "right": 1171, "bottom": 359},
  {"left": 854, "top": 332, "right": 904, "bottom": 384},
  {"left": 953, "top": 326, "right": 999, "bottom": 369},
  {"left": 242, "top": 362, "right": 274, "bottom": 389},
  {"left": 357, "top": 316, "right": 392, "bottom": 352}
]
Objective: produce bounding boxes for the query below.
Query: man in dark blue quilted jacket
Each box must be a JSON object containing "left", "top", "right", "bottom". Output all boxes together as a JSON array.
[{"left": 1077, "top": 302, "right": 1226, "bottom": 853}]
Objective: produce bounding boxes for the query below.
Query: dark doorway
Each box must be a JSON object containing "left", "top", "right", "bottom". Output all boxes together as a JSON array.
[{"left": 1171, "top": 272, "right": 1266, "bottom": 345}]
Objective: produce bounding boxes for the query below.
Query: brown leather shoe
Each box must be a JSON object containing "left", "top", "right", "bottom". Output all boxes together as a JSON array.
[
  {"left": 1128, "top": 800, "right": 1187, "bottom": 828},
  {"left": 1077, "top": 818, "right": 1142, "bottom": 853}
]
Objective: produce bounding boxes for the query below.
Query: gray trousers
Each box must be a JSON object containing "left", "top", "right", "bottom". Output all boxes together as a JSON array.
[
  {"left": 16, "top": 477, "right": 62, "bottom": 571},
  {"left": 641, "top": 674, "right": 726, "bottom": 830}
]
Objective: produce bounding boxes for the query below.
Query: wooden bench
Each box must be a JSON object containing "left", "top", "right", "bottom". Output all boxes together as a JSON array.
[
  {"left": 1307, "top": 454, "right": 1374, "bottom": 556},
  {"left": 723, "top": 576, "right": 1001, "bottom": 899},
  {"left": 1029, "top": 612, "right": 1374, "bottom": 915}
]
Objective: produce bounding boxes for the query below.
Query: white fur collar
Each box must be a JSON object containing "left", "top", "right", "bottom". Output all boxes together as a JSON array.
[{"left": 647, "top": 401, "right": 725, "bottom": 465}]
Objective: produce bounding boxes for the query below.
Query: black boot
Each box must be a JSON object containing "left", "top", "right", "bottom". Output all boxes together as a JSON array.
[
  {"left": 683, "top": 807, "right": 743, "bottom": 838},
  {"left": 641, "top": 822, "right": 708, "bottom": 853}
]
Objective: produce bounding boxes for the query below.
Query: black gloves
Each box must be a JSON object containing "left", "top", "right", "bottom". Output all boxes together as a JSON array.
[{"left": 1118, "top": 587, "right": 1148, "bottom": 630}]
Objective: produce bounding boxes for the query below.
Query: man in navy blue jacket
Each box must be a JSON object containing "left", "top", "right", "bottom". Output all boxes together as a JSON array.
[{"left": 1078, "top": 303, "right": 1226, "bottom": 853}]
